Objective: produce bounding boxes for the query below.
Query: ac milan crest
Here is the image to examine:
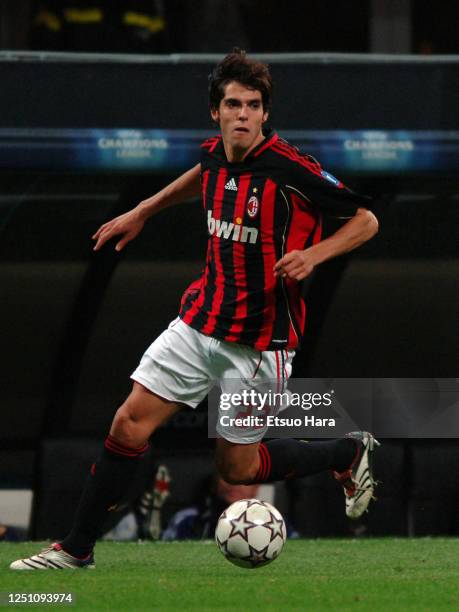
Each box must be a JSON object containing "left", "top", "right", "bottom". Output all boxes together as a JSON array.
[{"left": 247, "top": 195, "right": 259, "bottom": 218}]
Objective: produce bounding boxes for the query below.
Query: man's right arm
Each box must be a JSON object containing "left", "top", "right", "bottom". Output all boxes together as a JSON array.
[{"left": 92, "top": 163, "right": 201, "bottom": 251}]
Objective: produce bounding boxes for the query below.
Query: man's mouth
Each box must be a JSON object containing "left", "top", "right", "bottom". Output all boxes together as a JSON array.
[{"left": 234, "top": 127, "right": 249, "bottom": 133}]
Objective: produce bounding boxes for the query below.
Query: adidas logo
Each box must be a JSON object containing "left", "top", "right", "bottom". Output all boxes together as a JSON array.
[{"left": 224, "top": 177, "right": 238, "bottom": 191}]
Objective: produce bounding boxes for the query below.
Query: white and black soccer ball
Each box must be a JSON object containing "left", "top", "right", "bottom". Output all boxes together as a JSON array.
[{"left": 215, "top": 499, "right": 287, "bottom": 568}]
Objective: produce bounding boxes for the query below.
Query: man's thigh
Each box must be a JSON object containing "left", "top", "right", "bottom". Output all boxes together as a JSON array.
[
  {"left": 118, "top": 382, "right": 182, "bottom": 426},
  {"left": 131, "top": 318, "right": 213, "bottom": 408},
  {"left": 215, "top": 347, "right": 295, "bottom": 444}
]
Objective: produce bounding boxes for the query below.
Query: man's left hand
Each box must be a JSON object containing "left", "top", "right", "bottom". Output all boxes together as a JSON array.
[{"left": 273, "top": 250, "right": 315, "bottom": 281}]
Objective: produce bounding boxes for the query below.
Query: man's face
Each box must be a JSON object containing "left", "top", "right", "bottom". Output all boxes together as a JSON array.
[{"left": 211, "top": 81, "right": 269, "bottom": 160}]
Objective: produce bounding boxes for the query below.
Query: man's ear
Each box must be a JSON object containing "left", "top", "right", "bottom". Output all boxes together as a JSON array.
[
  {"left": 262, "top": 111, "right": 269, "bottom": 123},
  {"left": 210, "top": 108, "right": 220, "bottom": 124}
]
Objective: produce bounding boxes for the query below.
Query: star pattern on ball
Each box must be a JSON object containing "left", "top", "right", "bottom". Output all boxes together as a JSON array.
[
  {"left": 228, "top": 511, "right": 256, "bottom": 539},
  {"left": 237, "top": 499, "right": 260, "bottom": 509},
  {"left": 245, "top": 544, "right": 270, "bottom": 565},
  {"left": 266, "top": 511, "right": 285, "bottom": 542},
  {"left": 215, "top": 535, "right": 229, "bottom": 554}
]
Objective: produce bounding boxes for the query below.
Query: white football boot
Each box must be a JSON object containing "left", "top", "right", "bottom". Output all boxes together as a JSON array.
[
  {"left": 334, "top": 431, "right": 380, "bottom": 519},
  {"left": 10, "top": 543, "right": 95, "bottom": 570}
]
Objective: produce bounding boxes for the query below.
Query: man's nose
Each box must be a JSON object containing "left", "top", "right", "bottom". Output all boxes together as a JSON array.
[{"left": 238, "top": 105, "right": 249, "bottom": 120}]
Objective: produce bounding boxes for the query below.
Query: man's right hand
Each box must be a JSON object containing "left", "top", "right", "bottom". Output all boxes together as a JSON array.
[
  {"left": 91, "top": 163, "right": 202, "bottom": 252},
  {"left": 92, "top": 207, "right": 145, "bottom": 251}
]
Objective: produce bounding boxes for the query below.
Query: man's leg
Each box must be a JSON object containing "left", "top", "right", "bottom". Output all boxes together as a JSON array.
[
  {"left": 60, "top": 383, "right": 180, "bottom": 557},
  {"left": 215, "top": 344, "right": 378, "bottom": 518},
  {"left": 10, "top": 383, "right": 180, "bottom": 570},
  {"left": 215, "top": 437, "right": 356, "bottom": 485},
  {"left": 215, "top": 433, "right": 378, "bottom": 519}
]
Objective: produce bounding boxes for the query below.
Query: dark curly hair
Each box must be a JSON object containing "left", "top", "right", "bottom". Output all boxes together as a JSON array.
[{"left": 208, "top": 48, "right": 273, "bottom": 112}]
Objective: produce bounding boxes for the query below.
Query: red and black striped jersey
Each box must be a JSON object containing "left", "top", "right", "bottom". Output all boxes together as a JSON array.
[{"left": 179, "top": 129, "right": 370, "bottom": 351}]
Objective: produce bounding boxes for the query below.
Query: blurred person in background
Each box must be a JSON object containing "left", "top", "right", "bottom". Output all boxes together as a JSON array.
[
  {"left": 161, "top": 475, "right": 262, "bottom": 541},
  {"left": 29, "top": 0, "right": 169, "bottom": 53},
  {"left": 104, "top": 472, "right": 298, "bottom": 541},
  {"left": 103, "top": 471, "right": 260, "bottom": 541},
  {"left": 0, "top": 524, "right": 25, "bottom": 542}
]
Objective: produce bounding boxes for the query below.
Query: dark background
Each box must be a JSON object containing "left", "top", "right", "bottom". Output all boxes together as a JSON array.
[
  {"left": 0, "top": 0, "right": 458, "bottom": 55},
  {"left": 0, "top": 1, "right": 459, "bottom": 539}
]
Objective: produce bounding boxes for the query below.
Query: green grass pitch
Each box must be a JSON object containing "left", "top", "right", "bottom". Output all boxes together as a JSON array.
[{"left": 1, "top": 539, "right": 458, "bottom": 610}]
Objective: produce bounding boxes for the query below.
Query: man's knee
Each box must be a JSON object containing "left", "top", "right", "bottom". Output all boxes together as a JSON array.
[
  {"left": 110, "top": 399, "right": 150, "bottom": 447},
  {"left": 110, "top": 385, "right": 179, "bottom": 447},
  {"left": 110, "top": 400, "right": 138, "bottom": 444},
  {"left": 112, "top": 401, "right": 135, "bottom": 428},
  {"left": 215, "top": 440, "right": 260, "bottom": 485},
  {"left": 216, "top": 460, "right": 258, "bottom": 485}
]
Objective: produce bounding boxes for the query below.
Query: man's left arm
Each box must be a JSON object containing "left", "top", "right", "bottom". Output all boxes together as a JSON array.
[{"left": 274, "top": 207, "right": 378, "bottom": 281}]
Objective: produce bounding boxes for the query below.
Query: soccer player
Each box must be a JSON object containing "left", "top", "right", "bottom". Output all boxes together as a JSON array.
[{"left": 11, "top": 49, "right": 379, "bottom": 570}]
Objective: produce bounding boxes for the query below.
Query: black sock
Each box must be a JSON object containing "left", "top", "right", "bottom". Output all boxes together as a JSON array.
[
  {"left": 253, "top": 438, "right": 357, "bottom": 483},
  {"left": 61, "top": 435, "right": 148, "bottom": 557}
]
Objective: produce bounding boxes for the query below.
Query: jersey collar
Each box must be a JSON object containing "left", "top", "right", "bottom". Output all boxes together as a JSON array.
[
  {"left": 213, "top": 128, "right": 278, "bottom": 164},
  {"left": 250, "top": 128, "right": 278, "bottom": 158}
]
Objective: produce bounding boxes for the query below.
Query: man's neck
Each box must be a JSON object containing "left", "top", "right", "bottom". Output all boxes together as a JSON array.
[{"left": 223, "top": 132, "right": 266, "bottom": 163}]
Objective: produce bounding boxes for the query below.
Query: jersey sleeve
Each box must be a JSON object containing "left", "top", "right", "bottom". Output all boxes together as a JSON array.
[{"left": 280, "top": 148, "right": 371, "bottom": 218}]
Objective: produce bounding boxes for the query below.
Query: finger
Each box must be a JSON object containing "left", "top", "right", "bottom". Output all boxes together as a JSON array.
[
  {"left": 92, "top": 221, "right": 114, "bottom": 239},
  {"left": 274, "top": 252, "right": 299, "bottom": 270},
  {"left": 287, "top": 266, "right": 303, "bottom": 278},
  {"left": 290, "top": 271, "right": 306, "bottom": 281},
  {"left": 273, "top": 269, "right": 288, "bottom": 278},
  {"left": 291, "top": 266, "right": 314, "bottom": 281},
  {"left": 276, "top": 261, "right": 301, "bottom": 276},
  {"left": 274, "top": 258, "right": 290, "bottom": 271},
  {"left": 92, "top": 227, "right": 104, "bottom": 240},
  {"left": 115, "top": 230, "right": 135, "bottom": 252},
  {"left": 274, "top": 261, "right": 296, "bottom": 275},
  {"left": 285, "top": 261, "right": 304, "bottom": 274},
  {"left": 93, "top": 230, "right": 112, "bottom": 251},
  {"left": 274, "top": 257, "right": 289, "bottom": 270},
  {"left": 93, "top": 214, "right": 124, "bottom": 238},
  {"left": 275, "top": 261, "right": 305, "bottom": 278}
]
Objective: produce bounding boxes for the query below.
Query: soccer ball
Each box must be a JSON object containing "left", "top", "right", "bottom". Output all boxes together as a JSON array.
[{"left": 215, "top": 499, "right": 286, "bottom": 568}]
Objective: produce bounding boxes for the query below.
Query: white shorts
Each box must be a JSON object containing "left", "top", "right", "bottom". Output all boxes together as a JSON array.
[{"left": 131, "top": 317, "right": 294, "bottom": 444}]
